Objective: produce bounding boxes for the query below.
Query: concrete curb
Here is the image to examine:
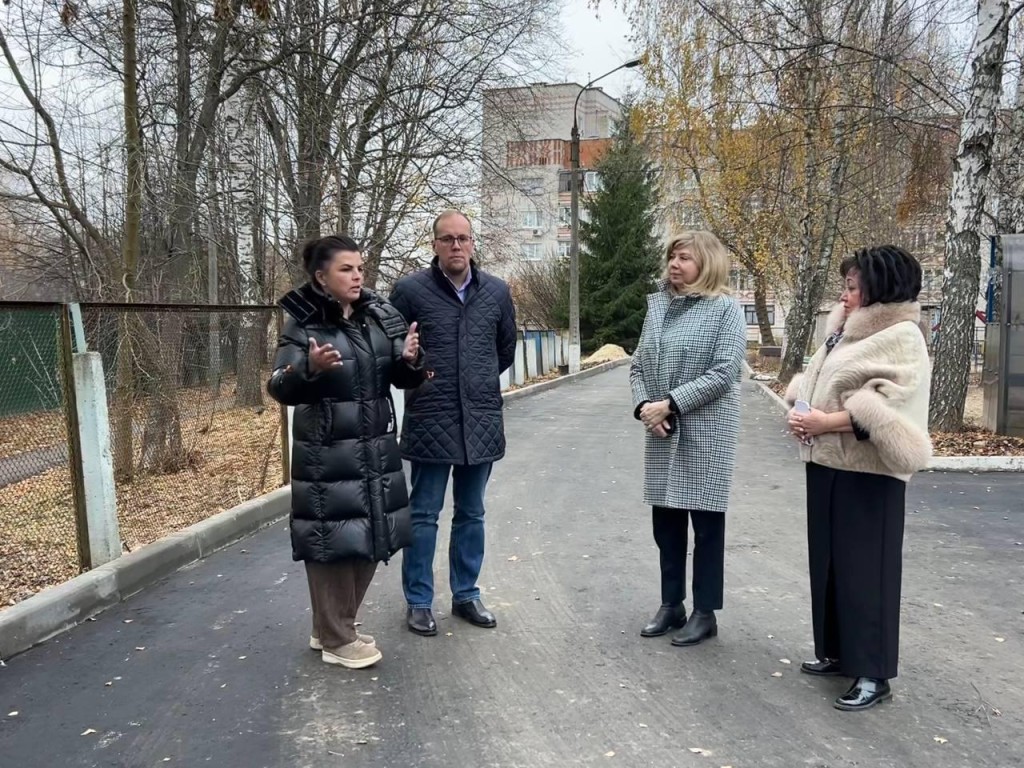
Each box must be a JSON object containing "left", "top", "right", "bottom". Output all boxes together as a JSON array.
[
  {"left": 502, "top": 357, "right": 631, "bottom": 404},
  {"left": 0, "top": 486, "right": 290, "bottom": 661},
  {"left": 745, "top": 369, "right": 1023, "bottom": 473}
]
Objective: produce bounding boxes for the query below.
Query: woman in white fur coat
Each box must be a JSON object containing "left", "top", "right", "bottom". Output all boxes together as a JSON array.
[{"left": 784, "top": 245, "right": 931, "bottom": 712}]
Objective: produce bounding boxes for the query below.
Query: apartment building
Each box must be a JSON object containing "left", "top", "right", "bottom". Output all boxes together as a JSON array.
[{"left": 481, "top": 83, "right": 624, "bottom": 278}]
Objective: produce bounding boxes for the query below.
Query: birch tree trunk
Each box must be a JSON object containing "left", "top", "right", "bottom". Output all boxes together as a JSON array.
[{"left": 930, "top": 0, "right": 1012, "bottom": 432}]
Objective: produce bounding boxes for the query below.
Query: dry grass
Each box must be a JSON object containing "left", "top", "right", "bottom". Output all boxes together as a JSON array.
[
  {"left": 0, "top": 409, "right": 65, "bottom": 459},
  {"left": 0, "top": 404, "right": 283, "bottom": 607}
]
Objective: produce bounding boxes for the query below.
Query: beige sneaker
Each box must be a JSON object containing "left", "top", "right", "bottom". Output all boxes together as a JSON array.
[
  {"left": 322, "top": 639, "right": 382, "bottom": 669},
  {"left": 310, "top": 634, "right": 374, "bottom": 651}
]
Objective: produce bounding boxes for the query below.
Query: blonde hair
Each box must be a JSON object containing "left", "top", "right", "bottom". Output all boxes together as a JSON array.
[{"left": 662, "top": 231, "right": 732, "bottom": 297}]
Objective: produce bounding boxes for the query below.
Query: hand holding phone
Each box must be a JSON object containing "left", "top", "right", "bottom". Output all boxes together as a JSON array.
[{"left": 793, "top": 399, "right": 814, "bottom": 445}]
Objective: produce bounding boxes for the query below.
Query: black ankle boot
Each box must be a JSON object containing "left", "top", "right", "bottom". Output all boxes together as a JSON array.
[
  {"left": 670, "top": 610, "right": 717, "bottom": 646},
  {"left": 640, "top": 604, "right": 687, "bottom": 637}
]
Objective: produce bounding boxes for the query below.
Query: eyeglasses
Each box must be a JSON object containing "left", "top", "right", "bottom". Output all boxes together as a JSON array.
[{"left": 435, "top": 235, "right": 473, "bottom": 246}]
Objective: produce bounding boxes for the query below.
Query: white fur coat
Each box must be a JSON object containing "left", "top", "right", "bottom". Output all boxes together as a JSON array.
[{"left": 784, "top": 302, "right": 932, "bottom": 481}]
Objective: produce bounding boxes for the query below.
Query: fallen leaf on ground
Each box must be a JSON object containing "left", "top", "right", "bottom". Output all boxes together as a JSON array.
[
  {"left": 934, "top": 736, "right": 948, "bottom": 744},
  {"left": 995, "top": 637, "right": 1005, "bottom": 643},
  {"left": 604, "top": 752, "right": 615, "bottom": 758},
  {"left": 135, "top": 647, "right": 146, "bottom": 651},
  {"left": 771, "top": 672, "right": 783, "bottom": 678},
  {"left": 7, "top": 711, "right": 18, "bottom": 717},
  {"left": 689, "top": 747, "right": 713, "bottom": 756},
  {"left": 238, "top": 655, "right": 247, "bottom": 660},
  {"left": 81, "top": 729, "right": 97, "bottom": 736},
  {"left": 779, "top": 658, "right": 791, "bottom": 664},
  {"left": 123, "top": 620, "right": 133, "bottom": 624},
  {"left": 507, "top": 555, "right": 519, "bottom": 562}
]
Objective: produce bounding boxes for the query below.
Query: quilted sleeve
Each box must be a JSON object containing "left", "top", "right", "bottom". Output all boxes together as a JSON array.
[
  {"left": 497, "top": 286, "right": 517, "bottom": 374},
  {"left": 266, "top": 316, "right": 328, "bottom": 406}
]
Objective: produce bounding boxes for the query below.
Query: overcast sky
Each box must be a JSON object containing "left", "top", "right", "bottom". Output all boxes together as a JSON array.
[{"left": 558, "top": 0, "right": 644, "bottom": 99}]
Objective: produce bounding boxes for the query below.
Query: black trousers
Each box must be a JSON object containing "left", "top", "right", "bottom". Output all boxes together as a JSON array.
[
  {"left": 806, "top": 463, "right": 905, "bottom": 680},
  {"left": 652, "top": 506, "right": 725, "bottom": 611}
]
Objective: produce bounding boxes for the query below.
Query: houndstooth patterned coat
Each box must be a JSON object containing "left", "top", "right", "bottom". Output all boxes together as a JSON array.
[{"left": 630, "top": 284, "right": 746, "bottom": 513}]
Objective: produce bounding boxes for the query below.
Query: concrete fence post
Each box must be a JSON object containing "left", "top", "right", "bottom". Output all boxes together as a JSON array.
[
  {"left": 71, "top": 352, "right": 121, "bottom": 567},
  {"left": 541, "top": 332, "right": 553, "bottom": 373}
]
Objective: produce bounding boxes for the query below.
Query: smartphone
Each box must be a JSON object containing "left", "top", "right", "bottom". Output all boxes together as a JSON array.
[{"left": 794, "top": 400, "right": 813, "bottom": 445}]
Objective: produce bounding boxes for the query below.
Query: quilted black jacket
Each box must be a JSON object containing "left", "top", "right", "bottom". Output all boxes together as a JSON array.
[
  {"left": 267, "top": 283, "right": 425, "bottom": 563},
  {"left": 389, "top": 259, "right": 517, "bottom": 465}
]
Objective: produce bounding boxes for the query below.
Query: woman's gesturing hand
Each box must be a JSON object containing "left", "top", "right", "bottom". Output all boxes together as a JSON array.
[
  {"left": 402, "top": 321, "right": 420, "bottom": 362},
  {"left": 309, "top": 337, "right": 342, "bottom": 372}
]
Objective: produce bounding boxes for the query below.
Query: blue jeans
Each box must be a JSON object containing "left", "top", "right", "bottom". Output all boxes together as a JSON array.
[{"left": 402, "top": 462, "right": 493, "bottom": 608}]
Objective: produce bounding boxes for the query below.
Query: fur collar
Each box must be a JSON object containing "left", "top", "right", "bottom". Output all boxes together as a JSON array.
[{"left": 825, "top": 301, "right": 921, "bottom": 341}]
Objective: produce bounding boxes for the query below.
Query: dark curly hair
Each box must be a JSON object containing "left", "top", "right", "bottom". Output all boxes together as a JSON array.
[
  {"left": 840, "top": 245, "right": 922, "bottom": 305},
  {"left": 300, "top": 235, "right": 360, "bottom": 281}
]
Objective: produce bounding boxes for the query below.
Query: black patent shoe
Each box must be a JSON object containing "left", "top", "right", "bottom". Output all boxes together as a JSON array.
[
  {"left": 407, "top": 607, "right": 438, "bottom": 636},
  {"left": 670, "top": 610, "right": 717, "bottom": 646},
  {"left": 800, "top": 658, "right": 843, "bottom": 676},
  {"left": 452, "top": 599, "right": 497, "bottom": 628},
  {"left": 640, "top": 604, "right": 687, "bottom": 637},
  {"left": 834, "top": 677, "right": 892, "bottom": 711}
]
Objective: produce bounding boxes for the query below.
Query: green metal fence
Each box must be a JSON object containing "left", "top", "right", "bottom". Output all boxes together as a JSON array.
[{"left": 0, "top": 303, "right": 81, "bottom": 607}]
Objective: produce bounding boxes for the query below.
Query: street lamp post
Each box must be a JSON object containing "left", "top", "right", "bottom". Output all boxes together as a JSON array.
[{"left": 568, "top": 58, "right": 643, "bottom": 374}]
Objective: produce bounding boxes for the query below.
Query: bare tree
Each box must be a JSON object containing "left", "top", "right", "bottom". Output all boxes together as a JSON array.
[{"left": 930, "top": 0, "right": 1021, "bottom": 431}]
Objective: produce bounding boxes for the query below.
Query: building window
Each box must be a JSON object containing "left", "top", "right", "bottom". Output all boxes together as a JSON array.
[
  {"left": 557, "top": 241, "right": 571, "bottom": 259},
  {"left": 743, "top": 304, "right": 775, "bottom": 326},
  {"left": 521, "top": 177, "right": 544, "bottom": 195},
  {"left": 558, "top": 171, "right": 572, "bottom": 193},
  {"left": 730, "top": 268, "right": 752, "bottom": 292},
  {"left": 583, "top": 171, "right": 602, "bottom": 192},
  {"left": 520, "top": 209, "right": 542, "bottom": 228},
  {"left": 520, "top": 243, "right": 543, "bottom": 261},
  {"left": 558, "top": 206, "right": 571, "bottom": 226}
]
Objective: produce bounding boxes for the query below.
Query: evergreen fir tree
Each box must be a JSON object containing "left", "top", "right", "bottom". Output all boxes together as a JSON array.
[{"left": 579, "top": 110, "right": 661, "bottom": 353}]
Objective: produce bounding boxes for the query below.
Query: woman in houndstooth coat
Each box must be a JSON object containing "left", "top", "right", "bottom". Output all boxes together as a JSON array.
[{"left": 630, "top": 231, "right": 746, "bottom": 647}]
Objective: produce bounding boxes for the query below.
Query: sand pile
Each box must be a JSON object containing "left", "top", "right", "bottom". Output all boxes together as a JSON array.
[{"left": 583, "top": 344, "right": 629, "bottom": 365}]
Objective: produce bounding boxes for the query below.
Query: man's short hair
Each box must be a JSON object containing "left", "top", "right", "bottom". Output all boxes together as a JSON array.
[{"left": 432, "top": 210, "right": 472, "bottom": 238}]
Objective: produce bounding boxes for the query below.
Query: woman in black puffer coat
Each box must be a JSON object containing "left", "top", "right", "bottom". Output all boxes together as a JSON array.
[{"left": 268, "top": 235, "right": 425, "bottom": 670}]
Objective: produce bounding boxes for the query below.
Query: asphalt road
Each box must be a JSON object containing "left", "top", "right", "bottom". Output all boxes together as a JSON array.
[{"left": 1, "top": 368, "right": 1022, "bottom": 767}]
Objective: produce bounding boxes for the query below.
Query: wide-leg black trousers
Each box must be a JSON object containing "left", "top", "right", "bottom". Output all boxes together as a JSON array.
[{"left": 806, "top": 462, "right": 906, "bottom": 680}]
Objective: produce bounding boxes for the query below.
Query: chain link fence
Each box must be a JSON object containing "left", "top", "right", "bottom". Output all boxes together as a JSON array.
[
  {"left": 79, "top": 304, "right": 286, "bottom": 553},
  {"left": 0, "top": 304, "right": 80, "bottom": 607},
  {"left": 0, "top": 302, "right": 287, "bottom": 608}
]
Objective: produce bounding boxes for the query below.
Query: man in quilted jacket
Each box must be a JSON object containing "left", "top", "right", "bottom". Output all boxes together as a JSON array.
[{"left": 389, "top": 210, "right": 518, "bottom": 636}]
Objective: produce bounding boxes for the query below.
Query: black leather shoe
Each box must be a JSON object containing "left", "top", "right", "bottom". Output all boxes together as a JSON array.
[
  {"left": 452, "top": 599, "right": 497, "bottom": 628},
  {"left": 800, "top": 658, "right": 843, "bottom": 676},
  {"left": 834, "top": 677, "right": 892, "bottom": 711},
  {"left": 670, "top": 610, "right": 717, "bottom": 646},
  {"left": 407, "top": 607, "right": 437, "bottom": 636},
  {"left": 640, "top": 604, "right": 687, "bottom": 637}
]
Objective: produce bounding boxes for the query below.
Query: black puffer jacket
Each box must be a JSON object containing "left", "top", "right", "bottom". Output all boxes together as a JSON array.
[
  {"left": 267, "top": 284, "right": 425, "bottom": 563},
  {"left": 389, "top": 259, "right": 517, "bottom": 465}
]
